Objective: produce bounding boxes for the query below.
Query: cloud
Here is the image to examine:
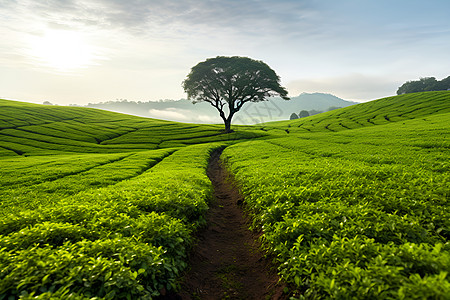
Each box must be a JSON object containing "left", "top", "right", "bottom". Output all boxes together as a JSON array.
[
  {"left": 98, "top": 0, "right": 314, "bottom": 35},
  {"left": 3, "top": 0, "right": 315, "bottom": 37},
  {"left": 0, "top": 0, "right": 318, "bottom": 71},
  {"left": 287, "top": 73, "right": 401, "bottom": 102},
  {"left": 2, "top": 0, "right": 450, "bottom": 105}
]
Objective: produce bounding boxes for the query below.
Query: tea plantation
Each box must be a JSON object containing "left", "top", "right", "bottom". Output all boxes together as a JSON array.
[{"left": 1, "top": 91, "right": 449, "bottom": 299}]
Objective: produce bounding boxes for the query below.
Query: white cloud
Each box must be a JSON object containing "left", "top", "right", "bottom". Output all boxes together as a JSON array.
[
  {"left": 2, "top": 0, "right": 313, "bottom": 37},
  {"left": 1, "top": 0, "right": 450, "bottom": 106}
]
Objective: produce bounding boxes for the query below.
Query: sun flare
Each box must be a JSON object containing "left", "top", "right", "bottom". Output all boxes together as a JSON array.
[{"left": 28, "top": 30, "right": 96, "bottom": 72}]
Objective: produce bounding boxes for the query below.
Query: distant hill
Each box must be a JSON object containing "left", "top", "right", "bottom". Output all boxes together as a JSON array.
[
  {"left": 85, "top": 93, "right": 357, "bottom": 125},
  {"left": 85, "top": 99, "right": 221, "bottom": 124},
  {"left": 278, "top": 93, "right": 358, "bottom": 111}
]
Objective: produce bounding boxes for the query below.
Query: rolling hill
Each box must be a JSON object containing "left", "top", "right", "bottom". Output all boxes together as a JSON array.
[
  {"left": 0, "top": 99, "right": 264, "bottom": 157},
  {"left": 0, "top": 91, "right": 449, "bottom": 299},
  {"left": 265, "top": 90, "right": 450, "bottom": 132}
]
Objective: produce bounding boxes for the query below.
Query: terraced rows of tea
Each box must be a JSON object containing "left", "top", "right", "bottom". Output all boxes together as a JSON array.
[
  {"left": 0, "top": 99, "right": 263, "bottom": 156},
  {"left": 223, "top": 112, "right": 450, "bottom": 298},
  {"left": 266, "top": 91, "right": 450, "bottom": 133},
  {"left": 1, "top": 91, "right": 449, "bottom": 299}
]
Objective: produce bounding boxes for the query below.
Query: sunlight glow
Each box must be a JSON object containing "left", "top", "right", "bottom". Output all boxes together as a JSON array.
[{"left": 27, "top": 30, "right": 97, "bottom": 72}]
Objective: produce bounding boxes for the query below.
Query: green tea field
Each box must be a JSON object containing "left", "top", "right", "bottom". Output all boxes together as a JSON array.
[{"left": 1, "top": 91, "right": 449, "bottom": 299}]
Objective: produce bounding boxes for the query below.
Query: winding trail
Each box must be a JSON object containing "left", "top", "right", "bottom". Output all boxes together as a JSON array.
[{"left": 175, "top": 148, "right": 286, "bottom": 300}]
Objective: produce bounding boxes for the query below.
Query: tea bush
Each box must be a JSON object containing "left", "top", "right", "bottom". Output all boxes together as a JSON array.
[
  {"left": 0, "top": 143, "right": 223, "bottom": 298},
  {"left": 223, "top": 112, "right": 450, "bottom": 298}
]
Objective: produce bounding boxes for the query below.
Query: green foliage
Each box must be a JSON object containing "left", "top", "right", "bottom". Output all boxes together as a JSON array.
[
  {"left": 182, "top": 56, "right": 289, "bottom": 132},
  {"left": 397, "top": 76, "right": 450, "bottom": 94},
  {"left": 1, "top": 92, "right": 449, "bottom": 298},
  {"left": 0, "top": 149, "right": 174, "bottom": 213},
  {"left": 0, "top": 222, "right": 99, "bottom": 250},
  {"left": 298, "top": 110, "right": 310, "bottom": 118},
  {"left": 0, "top": 238, "right": 170, "bottom": 299},
  {"left": 290, "top": 113, "right": 299, "bottom": 120},
  {"left": 0, "top": 99, "right": 263, "bottom": 156},
  {"left": 0, "top": 141, "right": 223, "bottom": 298},
  {"left": 222, "top": 110, "right": 450, "bottom": 298},
  {"left": 268, "top": 90, "right": 450, "bottom": 133}
]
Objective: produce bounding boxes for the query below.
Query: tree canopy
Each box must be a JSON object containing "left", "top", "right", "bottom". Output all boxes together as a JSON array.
[
  {"left": 183, "top": 56, "right": 289, "bottom": 132},
  {"left": 397, "top": 76, "right": 450, "bottom": 95},
  {"left": 298, "top": 110, "right": 310, "bottom": 118}
]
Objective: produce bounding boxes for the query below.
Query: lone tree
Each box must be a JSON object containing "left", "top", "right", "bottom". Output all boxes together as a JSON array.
[{"left": 182, "top": 56, "right": 289, "bottom": 132}]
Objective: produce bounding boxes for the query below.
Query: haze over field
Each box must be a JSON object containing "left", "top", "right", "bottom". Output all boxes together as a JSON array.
[
  {"left": 1, "top": 0, "right": 450, "bottom": 105},
  {"left": 85, "top": 93, "right": 357, "bottom": 124}
]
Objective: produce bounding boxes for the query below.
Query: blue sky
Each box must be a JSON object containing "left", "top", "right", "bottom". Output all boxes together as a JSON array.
[{"left": 1, "top": 0, "right": 450, "bottom": 104}]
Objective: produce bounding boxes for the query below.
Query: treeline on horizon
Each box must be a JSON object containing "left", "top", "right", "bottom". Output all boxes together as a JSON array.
[
  {"left": 397, "top": 76, "right": 450, "bottom": 95},
  {"left": 289, "top": 106, "right": 342, "bottom": 120}
]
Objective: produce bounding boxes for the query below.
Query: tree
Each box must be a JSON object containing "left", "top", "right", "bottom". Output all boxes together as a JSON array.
[
  {"left": 434, "top": 76, "right": 450, "bottom": 91},
  {"left": 397, "top": 77, "right": 439, "bottom": 94},
  {"left": 182, "top": 56, "right": 289, "bottom": 132},
  {"left": 298, "top": 110, "right": 310, "bottom": 118},
  {"left": 290, "top": 113, "right": 299, "bottom": 120}
]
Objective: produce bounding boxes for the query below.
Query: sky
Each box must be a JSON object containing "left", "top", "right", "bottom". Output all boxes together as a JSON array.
[{"left": 1, "top": 0, "right": 450, "bottom": 106}]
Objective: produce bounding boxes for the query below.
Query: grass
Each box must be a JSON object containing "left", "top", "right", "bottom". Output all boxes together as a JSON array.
[{"left": 0, "top": 91, "right": 449, "bottom": 299}]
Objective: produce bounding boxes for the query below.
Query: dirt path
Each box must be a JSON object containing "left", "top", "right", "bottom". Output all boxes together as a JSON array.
[{"left": 174, "top": 148, "right": 286, "bottom": 300}]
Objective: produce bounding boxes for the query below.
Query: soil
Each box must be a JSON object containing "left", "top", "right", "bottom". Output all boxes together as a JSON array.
[{"left": 167, "top": 148, "right": 287, "bottom": 300}]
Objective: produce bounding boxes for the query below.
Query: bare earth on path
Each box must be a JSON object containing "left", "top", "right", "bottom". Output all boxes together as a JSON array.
[{"left": 173, "top": 148, "right": 287, "bottom": 300}]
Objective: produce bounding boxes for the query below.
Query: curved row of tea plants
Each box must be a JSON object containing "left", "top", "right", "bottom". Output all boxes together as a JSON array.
[
  {"left": 1, "top": 92, "right": 449, "bottom": 299},
  {"left": 0, "top": 143, "right": 223, "bottom": 299},
  {"left": 0, "top": 99, "right": 265, "bottom": 156},
  {"left": 222, "top": 113, "right": 450, "bottom": 299},
  {"left": 266, "top": 90, "right": 450, "bottom": 134},
  {"left": 0, "top": 149, "right": 176, "bottom": 214},
  {"left": 0, "top": 99, "right": 262, "bottom": 299}
]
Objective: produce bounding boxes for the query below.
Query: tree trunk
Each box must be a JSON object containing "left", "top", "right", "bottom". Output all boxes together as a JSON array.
[{"left": 224, "top": 118, "right": 232, "bottom": 133}]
